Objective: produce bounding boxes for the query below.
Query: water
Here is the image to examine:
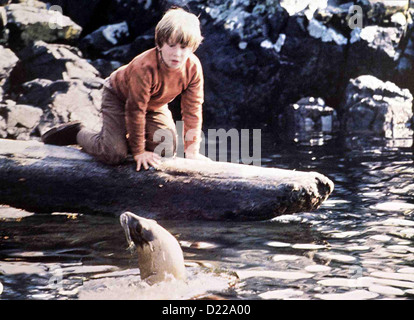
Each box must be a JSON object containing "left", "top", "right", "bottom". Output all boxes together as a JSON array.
[{"left": 0, "top": 135, "right": 413, "bottom": 300}]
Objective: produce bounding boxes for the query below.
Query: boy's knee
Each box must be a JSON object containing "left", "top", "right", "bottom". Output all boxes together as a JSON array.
[{"left": 102, "top": 144, "right": 128, "bottom": 165}]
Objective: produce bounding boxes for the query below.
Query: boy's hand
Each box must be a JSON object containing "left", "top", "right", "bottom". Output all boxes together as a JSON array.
[
  {"left": 134, "top": 151, "right": 161, "bottom": 171},
  {"left": 185, "top": 152, "right": 212, "bottom": 162}
]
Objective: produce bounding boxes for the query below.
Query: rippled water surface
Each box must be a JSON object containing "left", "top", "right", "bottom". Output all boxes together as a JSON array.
[{"left": 1, "top": 135, "right": 413, "bottom": 300}]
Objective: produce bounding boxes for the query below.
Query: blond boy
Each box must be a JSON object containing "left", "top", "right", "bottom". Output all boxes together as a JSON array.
[{"left": 42, "top": 8, "right": 209, "bottom": 170}]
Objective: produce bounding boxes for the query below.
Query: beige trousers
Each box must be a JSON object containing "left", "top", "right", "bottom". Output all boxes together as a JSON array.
[{"left": 77, "top": 79, "right": 177, "bottom": 165}]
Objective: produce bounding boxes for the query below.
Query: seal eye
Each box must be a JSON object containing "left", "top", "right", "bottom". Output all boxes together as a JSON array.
[
  {"left": 141, "top": 227, "right": 154, "bottom": 243},
  {"left": 132, "top": 223, "right": 154, "bottom": 246}
]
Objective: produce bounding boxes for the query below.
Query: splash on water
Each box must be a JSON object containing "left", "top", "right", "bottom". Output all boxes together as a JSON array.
[{"left": 77, "top": 267, "right": 236, "bottom": 300}]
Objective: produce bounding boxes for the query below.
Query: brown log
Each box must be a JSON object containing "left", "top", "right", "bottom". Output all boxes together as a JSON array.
[{"left": 0, "top": 138, "right": 334, "bottom": 221}]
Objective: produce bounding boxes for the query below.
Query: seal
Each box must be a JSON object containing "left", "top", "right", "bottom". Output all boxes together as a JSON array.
[{"left": 120, "top": 211, "right": 186, "bottom": 284}]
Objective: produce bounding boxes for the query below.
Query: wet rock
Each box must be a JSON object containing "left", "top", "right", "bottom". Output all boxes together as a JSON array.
[
  {"left": 10, "top": 41, "right": 100, "bottom": 86},
  {"left": 16, "top": 77, "right": 103, "bottom": 134},
  {"left": 0, "top": 45, "right": 18, "bottom": 98},
  {"left": 0, "top": 100, "right": 43, "bottom": 139},
  {"left": 341, "top": 75, "right": 413, "bottom": 139},
  {"left": 280, "top": 97, "right": 339, "bottom": 139},
  {"left": 5, "top": 3, "right": 82, "bottom": 48}
]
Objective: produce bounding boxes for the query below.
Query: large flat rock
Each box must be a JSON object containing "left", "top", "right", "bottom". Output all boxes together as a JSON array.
[{"left": 0, "top": 138, "right": 334, "bottom": 221}]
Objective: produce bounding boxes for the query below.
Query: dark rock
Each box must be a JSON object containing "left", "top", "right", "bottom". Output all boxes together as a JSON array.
[
  {"left": 79, "top": 21, "right": 130, "bottom": 58},
  {"left": 89, "top": 59, "right": 122, "bottom": 78},
  {"left": 347, "top": 26, "right": 404, "bottom": 80},
  {"left": 341, "top": 75, "right": 413, "bottom": 138},
  {"left": 273, "top": 15, "right": 347, "bottom": 112},
  {"left": 102, "top": 33, "right": 155, "bottom": 63},
  {"left": 10, "top": 41, "right": 100, "bottom": 87}
]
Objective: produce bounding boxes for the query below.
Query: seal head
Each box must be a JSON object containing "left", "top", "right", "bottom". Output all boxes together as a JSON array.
[{"left": 120, "top": 211, "right": 186, "bottom": 284}]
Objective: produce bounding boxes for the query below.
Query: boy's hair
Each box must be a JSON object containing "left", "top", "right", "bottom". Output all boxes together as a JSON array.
[{"left": 155, "top": 8, "right": 203, "bottom": 51}]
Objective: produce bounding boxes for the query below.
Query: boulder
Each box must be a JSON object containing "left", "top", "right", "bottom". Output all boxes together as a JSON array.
[
  {"left": 101, "top": 33, "right": 155, "bottom": 64},
  {"left": 280, "top": 97, "right": 339, "bottom": 141},
  {"left": 89, "top": 59, "right": 122, "bottom": 78},
  {"left": 79, "top": 21, "right": 130, "bottom": 57},
  {"left": 0, "top": 45, "right": 18, "bottom": 99},
  {"left": 341, "top": 75, "right": 413, "bottom": 139},
  {"left": 10, "top": 41, "right": 100, "bottom": 86},
  {"left": 0, "top": 100, "right": 43, "bottom": 139},
  {"left": 347, "top": 26, "right": 405, "bottom": 80},
  {"left": 16, "top": 77, "right": 103, "bottom": 134},
  {"left": 5, "top": 3, "right": 82, "bottom": 48}
]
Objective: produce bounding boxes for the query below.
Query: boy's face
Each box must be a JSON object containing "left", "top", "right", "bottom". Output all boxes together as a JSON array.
[{"left": 158, "top": 41, "right": 193, "bottom": 69}]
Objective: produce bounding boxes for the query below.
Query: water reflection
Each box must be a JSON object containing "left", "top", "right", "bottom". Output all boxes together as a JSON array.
[{"left": 0, "top": 135, "right": 413, "bottom": 300}]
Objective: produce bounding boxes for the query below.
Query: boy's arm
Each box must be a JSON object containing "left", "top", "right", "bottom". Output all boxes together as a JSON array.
[
  {"left": 125, "top": 66, "right": 152, "bottom": 157},
  {"left": 181, "top": 61, "right": 204, "bottom": 156}
]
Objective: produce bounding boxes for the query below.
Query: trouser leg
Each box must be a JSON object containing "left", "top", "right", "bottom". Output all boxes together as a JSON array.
[
  {"left": 145, "top": 105, "right": 177, "bottom": 157},
  {"left": 77, "top": 79, "right": 128, "bottom": 165}
]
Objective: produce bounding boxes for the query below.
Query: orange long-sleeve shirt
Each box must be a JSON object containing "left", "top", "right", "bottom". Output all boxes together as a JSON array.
[{"left": 110, "top": 47, "right": 204, "bottom": 156}]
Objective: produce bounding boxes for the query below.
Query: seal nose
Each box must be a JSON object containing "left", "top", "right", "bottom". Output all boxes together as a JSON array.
[{"left": 120, "top": 212, "right": 129, "bottom": 226}]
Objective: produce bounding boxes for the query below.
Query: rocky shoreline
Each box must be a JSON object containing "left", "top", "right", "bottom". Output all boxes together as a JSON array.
[{"left": 0, "top": 0, "right": 413, "bottom": 145}]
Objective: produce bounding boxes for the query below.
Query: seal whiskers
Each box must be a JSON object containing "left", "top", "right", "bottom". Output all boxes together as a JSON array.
[{"left": 120, "top": 211, "right": 186, "bottom": 285}]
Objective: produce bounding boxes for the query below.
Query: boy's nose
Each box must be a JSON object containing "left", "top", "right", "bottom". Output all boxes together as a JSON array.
[{"left": 174, "top": 47, "right": 183, "bottom": 55}]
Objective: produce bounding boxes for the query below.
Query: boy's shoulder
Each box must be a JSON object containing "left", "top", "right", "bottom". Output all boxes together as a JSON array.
[
  {"left": 129, "top": 47, "right": 158, "bottom": 68},
  {"left": 186, "top": 52, "right": 203, "bottom": 74}
]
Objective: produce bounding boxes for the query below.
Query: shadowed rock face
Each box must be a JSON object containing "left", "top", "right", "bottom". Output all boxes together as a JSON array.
[
  {"left": 0, "top": 139, "right": 334, "bottom": 221},
  {"left": 341, "top": 75, "right": 413, "bottom": 139}
]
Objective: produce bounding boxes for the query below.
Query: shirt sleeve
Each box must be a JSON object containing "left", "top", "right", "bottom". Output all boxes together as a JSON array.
[
  {"left": 181, "top": 61, "right": 204, "bottom": 154},
  {"left": 125, "top": 65, "right": 153, "bottom": 156}
]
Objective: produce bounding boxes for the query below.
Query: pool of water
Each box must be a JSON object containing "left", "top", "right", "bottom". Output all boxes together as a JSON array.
[{"left": 1, "top": 135, "right": 413, "bottom": 300}]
